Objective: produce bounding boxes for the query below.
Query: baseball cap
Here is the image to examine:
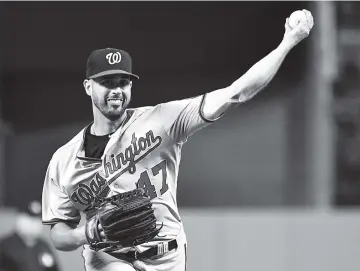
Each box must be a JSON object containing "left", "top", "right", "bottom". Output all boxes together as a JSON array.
[{"left": 86, "top": 48, "right": 139, "bottom": 80}]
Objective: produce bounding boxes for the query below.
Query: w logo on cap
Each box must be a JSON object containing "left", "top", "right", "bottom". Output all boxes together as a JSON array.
[{"left": 106, "top": 52, "right": 122, "bottom": 65}]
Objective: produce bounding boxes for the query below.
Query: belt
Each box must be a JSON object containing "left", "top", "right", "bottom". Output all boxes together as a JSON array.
[{"left": 111, "top": 239, "right": 178, "bottom": 261}]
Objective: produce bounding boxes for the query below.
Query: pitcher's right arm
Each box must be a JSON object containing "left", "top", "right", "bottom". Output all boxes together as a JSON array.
[
  {"left": 42, "top": 158, "right": 83, "bottom": 251},
  {"left": 50, "top": 223, "right": 87, "bottom": 251}
]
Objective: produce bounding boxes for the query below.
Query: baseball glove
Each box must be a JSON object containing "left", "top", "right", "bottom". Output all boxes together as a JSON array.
[{"left": 85, "top": 188, "right": 162, "bottom": 252}]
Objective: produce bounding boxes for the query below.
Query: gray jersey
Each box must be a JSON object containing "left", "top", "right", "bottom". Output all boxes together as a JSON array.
[{"left": 42, "top": 95, "right": 211, "bottom": 241}]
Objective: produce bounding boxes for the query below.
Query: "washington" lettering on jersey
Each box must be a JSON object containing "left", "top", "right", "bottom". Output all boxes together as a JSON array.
[{"left": 69, "top": 130, "right": 162, "bottom": 206}]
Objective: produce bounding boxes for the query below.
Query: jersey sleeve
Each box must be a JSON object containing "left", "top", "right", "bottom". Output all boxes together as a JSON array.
[
  {"left": 42, "top": 158, "right": 81, "bottom": 226},
  {"left": 159, "top": 94, "right": 214, "bottom": 143}
]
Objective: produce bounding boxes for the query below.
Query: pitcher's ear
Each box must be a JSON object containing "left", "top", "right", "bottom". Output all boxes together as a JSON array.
[{"left": 83, "top": 79, "right": 92, "bottom": 96}]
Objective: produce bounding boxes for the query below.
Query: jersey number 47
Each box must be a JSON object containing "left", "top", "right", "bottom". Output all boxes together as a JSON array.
[{"left": 136, "top": 160, "right": 169, "bottom": 200}]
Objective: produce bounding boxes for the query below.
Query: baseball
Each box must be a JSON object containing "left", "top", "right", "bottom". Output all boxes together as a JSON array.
[{"left": 289, "top": 10, "right": 307, "bottom": 28}]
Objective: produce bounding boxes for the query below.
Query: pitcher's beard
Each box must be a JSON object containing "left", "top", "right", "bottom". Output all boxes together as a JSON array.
[
  {"left": 104, "top": 100, "right": 128, "bottom": 121},
  {"left": 107, "top": 109, "right": 126, "bottom": 121}
]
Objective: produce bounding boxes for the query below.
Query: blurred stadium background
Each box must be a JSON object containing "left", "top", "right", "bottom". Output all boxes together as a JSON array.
[{"left": 0, "top": 1, "right": 359, "bottom": 271}]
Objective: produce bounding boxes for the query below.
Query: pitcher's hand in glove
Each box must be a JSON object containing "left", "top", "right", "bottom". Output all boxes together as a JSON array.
[{"left": 85, "top": 188, "right": 162, "bottom": 252}]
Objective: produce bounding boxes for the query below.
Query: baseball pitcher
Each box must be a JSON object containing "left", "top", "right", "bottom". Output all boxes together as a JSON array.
[{"left": 42, "top": 10, "right": 314, "bottom": 271}]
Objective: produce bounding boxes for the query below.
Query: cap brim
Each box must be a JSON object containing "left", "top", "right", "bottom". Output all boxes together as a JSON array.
[{"left": 89, "top": 70, "right": 139, "bottom": 80}]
